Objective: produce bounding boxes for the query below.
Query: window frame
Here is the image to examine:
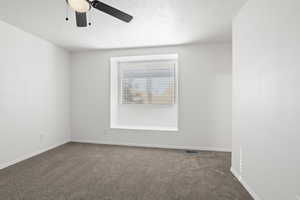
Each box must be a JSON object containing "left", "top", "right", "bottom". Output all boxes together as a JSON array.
[{"left": 110, "top": 54, "right": 179, "bottom": 131}]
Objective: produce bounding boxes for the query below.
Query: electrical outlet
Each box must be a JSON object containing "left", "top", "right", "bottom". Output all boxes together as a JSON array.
[{"left": 40, "top": 133, "right": 45, "bottom": 142}]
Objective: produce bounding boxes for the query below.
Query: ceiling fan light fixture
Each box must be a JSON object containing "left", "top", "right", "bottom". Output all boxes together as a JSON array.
[{"left": 67, "top": 0, "right": 90, "bottom": 13}]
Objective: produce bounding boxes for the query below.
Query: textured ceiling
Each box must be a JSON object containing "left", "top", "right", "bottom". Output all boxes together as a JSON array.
[{"left": 0, "top": 0, "right": 247, "bottom": 51}]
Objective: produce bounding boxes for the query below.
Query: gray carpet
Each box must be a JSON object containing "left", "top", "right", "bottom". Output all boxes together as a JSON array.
[{"left": 0, "top": 143, "right": 253, "bottom": 200}]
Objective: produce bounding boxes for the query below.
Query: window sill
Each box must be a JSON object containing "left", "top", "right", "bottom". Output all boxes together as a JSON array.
[{"left": 110, "top": 126, "right": 178, "bottom": 132}]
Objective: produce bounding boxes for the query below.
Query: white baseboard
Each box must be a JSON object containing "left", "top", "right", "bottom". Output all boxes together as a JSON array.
[
  {"left": 0, "top": 140, "right": 70, "bottom": 170},
  {"left": 230, "top": 167, "right": 262, "bottom": 200},
  {"left": 230, "top": 167, "right": 242, "bottom": 181},
  {"left": 71, "top": 139, "right": 232, "bottom": 152}
]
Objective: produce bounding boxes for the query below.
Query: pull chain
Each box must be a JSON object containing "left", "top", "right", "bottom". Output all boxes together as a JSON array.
[
  {"left": 65, "top": 3, "right": 69, "bottom": 21},
  {"left": 88, "top": 10, "right": 92, "bottom": 26}
]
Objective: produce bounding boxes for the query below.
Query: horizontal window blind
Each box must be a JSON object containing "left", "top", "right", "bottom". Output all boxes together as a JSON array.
[{"left": 119, "top": 62, "right": 176, "bottom": 104}]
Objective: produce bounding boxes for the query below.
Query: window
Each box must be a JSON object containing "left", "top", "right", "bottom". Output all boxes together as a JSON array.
[
  {"left": 119, "top": 61, "right": 176, "bottom": 104},
  {"left": 110, "top": 54, "right": 178, "bottom": 131}
]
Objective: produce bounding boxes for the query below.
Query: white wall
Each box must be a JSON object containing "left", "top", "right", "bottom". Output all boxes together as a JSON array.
[
  {"left": 71, "top": 43, "right": 232, "bottom": 151},
  {"left": 232, "top": 0, "right": 300, "bottom": 199},
  {"left": 0, "top": 21, "right": 71, "bottom": 169}
]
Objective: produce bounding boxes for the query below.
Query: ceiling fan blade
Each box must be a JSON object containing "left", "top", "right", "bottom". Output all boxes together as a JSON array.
[
  {"left": 91, "top": 0, "right": 133, "bottom": 23},
  {"left": 75, "top": 12, "right": 88, "bottom": 27}
]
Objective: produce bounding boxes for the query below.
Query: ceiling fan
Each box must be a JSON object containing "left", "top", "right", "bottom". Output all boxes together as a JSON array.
[{"left": 66, "top": 0, "right": 133, "bottom": 27}]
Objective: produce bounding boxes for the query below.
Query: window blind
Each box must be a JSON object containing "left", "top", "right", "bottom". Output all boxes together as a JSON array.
[{"left": 119, "top": 61, "right": 176, "bottom": 104}]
